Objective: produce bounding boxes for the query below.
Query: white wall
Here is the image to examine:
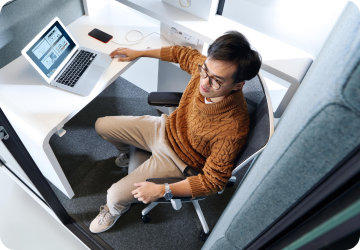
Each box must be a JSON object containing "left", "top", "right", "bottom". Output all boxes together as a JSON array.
[{"left": 222, "top": 0, "right": 348, "bottom": 58}]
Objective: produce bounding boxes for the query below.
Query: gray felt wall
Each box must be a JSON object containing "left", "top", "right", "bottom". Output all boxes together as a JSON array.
[{"left": 0, "top": 0, "right": 84, "bottom": 69}]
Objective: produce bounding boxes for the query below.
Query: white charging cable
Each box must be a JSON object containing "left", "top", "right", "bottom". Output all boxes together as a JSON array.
[{"left": 111, "top": 30, "right": 175, "bottom": 46}]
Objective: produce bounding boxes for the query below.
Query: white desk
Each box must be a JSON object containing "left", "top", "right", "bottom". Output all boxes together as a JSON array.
[{"left": 0, "top": 1, "right": 168, "bottom": 198}]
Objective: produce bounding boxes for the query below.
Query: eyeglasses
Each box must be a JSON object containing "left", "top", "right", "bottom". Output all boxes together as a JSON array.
[{"left": 198, "top": 63, "right": 224, "bottom": 90}]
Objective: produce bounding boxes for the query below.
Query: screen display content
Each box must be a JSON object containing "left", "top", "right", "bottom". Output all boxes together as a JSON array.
[{"left": 26, "top": 21, "right": 76, "bottom": 78}]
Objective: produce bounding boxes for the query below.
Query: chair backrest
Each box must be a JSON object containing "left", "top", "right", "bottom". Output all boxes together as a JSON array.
[
  {"left": 136, "top": 74, "right": 274, "bottom": 176},
  {"left": 203, "top": 2, "right": 360, "bottom": 249},
  {"left": 232, "top": 74, "right": 274, "bottom": 174}
]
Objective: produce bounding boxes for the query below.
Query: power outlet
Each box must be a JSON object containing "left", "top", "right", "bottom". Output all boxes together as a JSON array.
[{"left": 168, "top": 27, "right": 199, "bottom": 46}]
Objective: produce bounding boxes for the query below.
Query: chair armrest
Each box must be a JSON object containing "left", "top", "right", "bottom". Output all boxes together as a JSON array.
[
  {"left": 148, "top": 92, "right": 183, "bottom": 107},
  {"left": 146, "top": 177, "right": 185, "bottom": 184},
  {"left": 155, "top": 197, "right": 205, "bottom": 202}
]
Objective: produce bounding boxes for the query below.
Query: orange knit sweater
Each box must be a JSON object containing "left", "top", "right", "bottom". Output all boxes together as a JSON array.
[{"left": 161, "top": 45, "right": 250, "bottom": 198}]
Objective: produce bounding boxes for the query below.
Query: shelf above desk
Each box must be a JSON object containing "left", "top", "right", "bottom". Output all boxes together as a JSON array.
[{"left": 116, "top": 0, "right": 313, "bottom": 86}]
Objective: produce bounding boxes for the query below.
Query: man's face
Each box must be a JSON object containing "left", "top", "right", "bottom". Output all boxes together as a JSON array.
[{"left": 198, "top": 58, "right": 245, "bottom": 102}]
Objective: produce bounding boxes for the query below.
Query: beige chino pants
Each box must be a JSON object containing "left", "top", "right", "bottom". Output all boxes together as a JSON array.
[{"left": 95, "top": 114, "right": 189, "bottom": 216}]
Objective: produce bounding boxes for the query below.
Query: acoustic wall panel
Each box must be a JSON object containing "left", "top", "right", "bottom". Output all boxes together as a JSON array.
[{"left": 0, "top": 0, "right": 84, "bottom": 69}]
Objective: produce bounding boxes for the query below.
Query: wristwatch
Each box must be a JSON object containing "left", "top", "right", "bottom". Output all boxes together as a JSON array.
[{"left": 163, "top": 183, "right": 173, "bottom": 201}]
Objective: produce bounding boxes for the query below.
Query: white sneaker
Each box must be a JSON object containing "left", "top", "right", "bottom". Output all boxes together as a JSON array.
[
  {"left": 89, "top": 205, "right": 121, "bottom": 234},
  {"left": 115, "top": 153, "right": 129, "bottom": 167}
]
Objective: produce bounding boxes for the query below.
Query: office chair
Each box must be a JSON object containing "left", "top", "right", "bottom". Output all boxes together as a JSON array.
[{"left": 127, "top": 73, "right": 274, "bottom": 241}]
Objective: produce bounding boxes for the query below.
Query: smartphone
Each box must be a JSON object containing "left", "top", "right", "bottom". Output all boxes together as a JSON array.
[{"left": 88, "top": 28, "right": 113, "bottom": 43}]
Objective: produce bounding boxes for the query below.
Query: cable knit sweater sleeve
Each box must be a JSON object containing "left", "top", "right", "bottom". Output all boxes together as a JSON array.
[{"left": 160, "top": 45, "right": 205, "bottom": 75}]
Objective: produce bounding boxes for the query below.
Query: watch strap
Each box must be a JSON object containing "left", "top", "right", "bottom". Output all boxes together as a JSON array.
[{"left": 163, "top": 183, "right": 173, "bottom": 200}]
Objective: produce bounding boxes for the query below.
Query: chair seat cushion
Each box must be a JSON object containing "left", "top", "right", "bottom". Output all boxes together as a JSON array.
[{"left": 128, "top": 146, "right": 151, "bottom": 174}]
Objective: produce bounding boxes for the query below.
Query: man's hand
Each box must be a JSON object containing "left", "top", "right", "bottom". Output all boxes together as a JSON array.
[
  {"left": 110, "top": 47, "right": 161, "bottom": 61},
  {"left": 109, "top": 47, "right": 142, "bottom": 62},
  {"left": 132, "top": 182, "right": 165, "bottom": 204}
]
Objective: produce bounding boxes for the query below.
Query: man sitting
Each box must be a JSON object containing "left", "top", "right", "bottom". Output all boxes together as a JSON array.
[{"left": 89, "top": 30, "right": 261, "bottom": 234}]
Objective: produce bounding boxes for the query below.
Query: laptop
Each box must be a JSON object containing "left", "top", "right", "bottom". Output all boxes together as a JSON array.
[{"left": 21, "top": 17, "right": 112, "bottom": 96}]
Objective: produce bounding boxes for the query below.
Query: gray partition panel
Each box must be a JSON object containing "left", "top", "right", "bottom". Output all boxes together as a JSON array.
[{"left": 0, "top": 0, "right": 84, "bottom": 69}]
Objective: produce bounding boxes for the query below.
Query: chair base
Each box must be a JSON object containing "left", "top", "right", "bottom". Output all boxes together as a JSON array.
[
  {"left": 141, "top": 199, "right": 210, "bottom": 237},
  {"left": 200, "top": 229, "right": 210, "bottom": 242}
]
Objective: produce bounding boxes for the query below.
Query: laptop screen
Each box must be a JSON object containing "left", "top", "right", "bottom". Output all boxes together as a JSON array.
[{"left": 26, "top": 21, "right": 76, "bottom": 79}]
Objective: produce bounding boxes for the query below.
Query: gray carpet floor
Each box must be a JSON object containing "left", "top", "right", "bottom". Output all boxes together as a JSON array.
[{"left": 48, "top": 77, "right": 250, "bottom": 250}]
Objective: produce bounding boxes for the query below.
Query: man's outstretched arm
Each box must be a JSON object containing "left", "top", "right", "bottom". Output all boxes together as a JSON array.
[{"left": 109, "top": 47, "right": 161, "bottom": 61}]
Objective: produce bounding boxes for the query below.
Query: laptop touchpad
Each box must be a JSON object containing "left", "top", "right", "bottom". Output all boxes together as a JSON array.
[{"left": 83, "top": 65, "right": 104, "bottom": 81}]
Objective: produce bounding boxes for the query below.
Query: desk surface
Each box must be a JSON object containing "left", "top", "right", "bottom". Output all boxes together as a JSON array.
[
  {"left": 0, "top": 1, "right": 168, "bottom": 197},
  {"left": 0, "top": 1, "right": 168, "bottom": 137}
]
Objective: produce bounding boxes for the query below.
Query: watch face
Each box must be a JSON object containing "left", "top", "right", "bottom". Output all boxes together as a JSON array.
[{"left": 164, "top": 192, "right": 173, "bottom": 200}]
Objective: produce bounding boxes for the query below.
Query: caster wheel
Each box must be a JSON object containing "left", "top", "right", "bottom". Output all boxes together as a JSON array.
[
  {"left": 226, "top": 181, "right": 235, "bottom": 187},
  {"left": 199, "top": 229, "right": 210, "bottom": 242},
  {"left": 141, "top": 214, "right": 151, "bottom": 224}
]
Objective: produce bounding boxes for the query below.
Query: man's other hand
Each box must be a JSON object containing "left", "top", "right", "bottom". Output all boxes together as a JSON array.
[
  {"left": 110, "top": 48, "right": 141, "bottom": 62},
  {"left": 132, "top": 182, "right": 165, "bottom": 204}
]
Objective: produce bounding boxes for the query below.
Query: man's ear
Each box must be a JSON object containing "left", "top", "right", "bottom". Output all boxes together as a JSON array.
[{"left": 233, "top": 81, "right": 245, "bottom": 90}]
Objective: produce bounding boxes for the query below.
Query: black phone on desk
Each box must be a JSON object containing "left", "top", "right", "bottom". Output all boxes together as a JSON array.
[{"left": 88, "top": 28, "right": 113, "bottom": 43}]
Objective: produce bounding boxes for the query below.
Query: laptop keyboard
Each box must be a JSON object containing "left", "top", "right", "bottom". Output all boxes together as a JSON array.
[{"left": 57, "top": 50, "right": 97, "bottom": 87}]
